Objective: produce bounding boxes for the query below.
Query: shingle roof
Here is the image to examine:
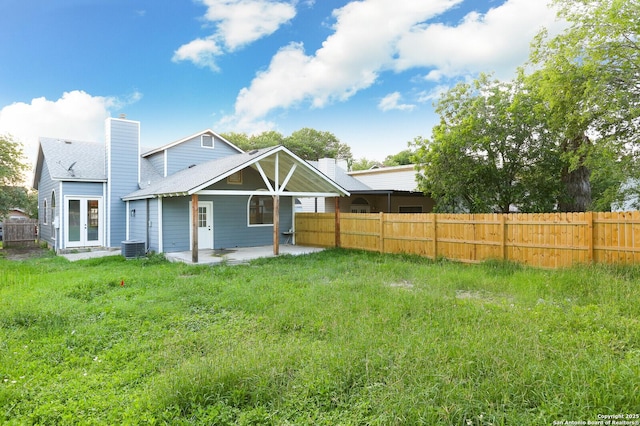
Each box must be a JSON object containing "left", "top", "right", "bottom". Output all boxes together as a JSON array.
[
  {"left": 123, "top": 146, "right": 278, "bottom": 200},
  {"left": 38, "top": 137, "right": 106, "bottom": 181},
  {"left": 123, "top": 145, "right": 350, "bottom": 201}
]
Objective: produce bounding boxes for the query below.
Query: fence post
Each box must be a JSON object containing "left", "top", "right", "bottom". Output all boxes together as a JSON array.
[
  {"left": 334, "top": 198, "right": 341, "bottom": 248},
  {"left": 379, "top": 212, "right": 385, "bottom": 253},
  {"left": 585, "top": 211, "right": 594, "bottom": 263},
  {"left": 432, "top": 214, "right": 438, "bottom": 260},
  {"left": 500, "top": 214, "right": 507, "bottom": 261}
]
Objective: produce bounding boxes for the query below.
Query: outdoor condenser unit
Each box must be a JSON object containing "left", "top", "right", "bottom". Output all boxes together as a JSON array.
[{"left": 121, "top": 240, "right": 146, "bottom": 259}]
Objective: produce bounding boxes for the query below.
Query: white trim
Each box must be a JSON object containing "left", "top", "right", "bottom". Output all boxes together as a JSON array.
[
  {"left": 163, "top": 151, "right": 168, "bottom": 177},
  {"left": 254, "top": 161, "right": 275, "bottom": 193},
  {"left": 201, "top": 134, "right": 214, "bottom": 149},
  {"left": 197, "top": 190, "right": 342, "bottom": 197},
  {"left": 188, "top": 200, "right": 214, "bottom": 249},
  {"left": 247, "top": 191, "right": 274, "bottom": 227},
  {"left": 64, "top": 196, "right": 104, "bottom": 248},
  {"left": 125, "top": 200, "right": 130, "bottom": 240},
  {"left": 280, "top": 163, "right": 297, "bottom": 192},
  {"left": 157, "top": 197, "right": 163, "bottom": 253}
]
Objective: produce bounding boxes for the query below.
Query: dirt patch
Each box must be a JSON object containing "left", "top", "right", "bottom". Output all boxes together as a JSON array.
[{"left": 0, "top": 246, "right": 53, "bottom": 261}]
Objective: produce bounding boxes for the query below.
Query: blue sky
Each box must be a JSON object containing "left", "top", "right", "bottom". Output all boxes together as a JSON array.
[{"left": 0, "top": 0, "right": 563, "bottom": 175}]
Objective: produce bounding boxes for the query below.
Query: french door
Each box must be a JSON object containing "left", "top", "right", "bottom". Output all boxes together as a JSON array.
[{"left": 66, "top": 197, "right": 103, "bottom": 248}]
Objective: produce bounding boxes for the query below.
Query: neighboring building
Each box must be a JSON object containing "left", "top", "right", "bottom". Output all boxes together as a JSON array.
[
  {"left": 33, "top": 117, "right": 349, "bottom": 257},
  {"left": 300, "top": 159, "right": 434, "bottom": 214}
]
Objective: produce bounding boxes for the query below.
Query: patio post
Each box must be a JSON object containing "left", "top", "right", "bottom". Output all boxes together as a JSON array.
[{"left": 191, "top": 194, "right": 198, "bottom": 263}]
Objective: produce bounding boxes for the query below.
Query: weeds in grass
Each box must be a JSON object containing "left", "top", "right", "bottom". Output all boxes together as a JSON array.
[{"left": 1, "top": 250, "right": 639, "bottom": 424}]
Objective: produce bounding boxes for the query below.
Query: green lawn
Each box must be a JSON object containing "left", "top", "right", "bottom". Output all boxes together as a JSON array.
[{"left": 1, "top": 249, "right": 639, "bottom": 425}]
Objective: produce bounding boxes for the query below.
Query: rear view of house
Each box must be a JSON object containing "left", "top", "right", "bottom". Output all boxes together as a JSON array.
[{"left": 33, "top": 117, "right": 349, "bottom": 261}]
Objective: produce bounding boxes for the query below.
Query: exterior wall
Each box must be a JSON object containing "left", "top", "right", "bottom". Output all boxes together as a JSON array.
[
  {"left": 36, "top": 160, "right": 58, "bottom": 249},
  {"left": 159, "top": 188, "right": 294, "bottom": 253},
  {"left": 147, "top": 198, "right": 159, "bottom": 252},
  {"left": 164, "top": 135, "right": 241, "bottom": 176},
  {"left": 349, "top": 166, "right": 418, "bottom": 191},
  {"left": 146, "top": 152, "right": 165, "bottom": 177},
  {"left": 106, "top": 118, "right": 141, "bottom": 248},
  {"left": 127, "top": 199, "right": 147, "bottom": 243}
]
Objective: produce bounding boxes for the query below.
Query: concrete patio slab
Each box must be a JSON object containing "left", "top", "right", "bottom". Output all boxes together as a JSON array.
[
  {"left": 59, "top": 245, "right": 325, "bottom": 264},
  {"left": 165, "top": 245, "right": 325, "bottom": 265}
]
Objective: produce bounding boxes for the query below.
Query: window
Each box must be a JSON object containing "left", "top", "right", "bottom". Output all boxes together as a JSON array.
[
  {"left": 350, "top": 197, "right": 370, "bottom": 213},
  {"left": 51, "top": 191, "right": 56, "bottom": 228},
  {"left": 201, "top": 134, "right": 214, "bottom": 148},
  {"left": 249, "top": 195, "right": 273, "bottom": 225},
  {"left": 43, "top": 199, "right": 48, "bottom": 225}
]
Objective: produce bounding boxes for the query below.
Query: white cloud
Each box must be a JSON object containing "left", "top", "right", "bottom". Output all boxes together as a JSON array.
[
  {"left": 0, "top": 90, "right": 141, "bottom": 182},
  {"left": 395, "top": 0, "right": 564, "bottom": 80},
  {"left": 378, "top": 92, "right": 415, "bottom": 112},
  {"left": 173, "top": 0, "right": 296, "bottom": 70},
  {"left": 172, "top": 38, "right": 223, "bottom": 71},
  {"left": 222, "top": 0, "right": 461, "bottom": 129}
]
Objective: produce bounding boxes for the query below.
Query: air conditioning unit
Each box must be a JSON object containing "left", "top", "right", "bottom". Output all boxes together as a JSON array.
[{"left": 121, "top": 240, "right": 146, "bottom": 259}]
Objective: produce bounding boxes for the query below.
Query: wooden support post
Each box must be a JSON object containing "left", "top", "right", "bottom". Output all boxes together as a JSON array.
[
  {"left": 191, "top": 194, "right": 199, "bottom": 264},
  {"left": 379, "top": 212, "right": 385, "bottom": 253},
  {"left": 432, "top": 213, "right": 437, "bottom": 260},
  {"left": 273, "top": 195, "right": 280, "bottom": 255},
  {"left": 334, "top": 197, "right": 341, "bottom": 248},
  {"left": 500, "top": 214, "right": 507, "bottom": 261},
  {"left": 585, "top": 211, "right": 594, "bottom": 263}
]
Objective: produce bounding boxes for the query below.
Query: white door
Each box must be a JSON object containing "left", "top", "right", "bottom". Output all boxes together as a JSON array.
[
  {"left": 66, "top": 197, "right": 103, "bottom": 248},
  {"left": 190, "top": 201, "right": 213, "bottom": 249}
]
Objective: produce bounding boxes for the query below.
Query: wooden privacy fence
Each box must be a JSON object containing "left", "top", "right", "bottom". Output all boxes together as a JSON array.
[
  {"left": 295, "top": 212, "right": 640, "bottom": 268},
  {"left": 3, "top": 219, "right": 38, "bottom": 247}
]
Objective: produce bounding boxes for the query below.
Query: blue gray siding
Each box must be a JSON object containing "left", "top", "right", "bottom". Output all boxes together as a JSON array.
[
  {"left": 127, "top": 199, "right": 147, "bottom": 243},
  {"left": 159, "top": 192, "right": 293, "bottom": 253},
  {"left": 147, "top": 152, "right": 165, "bottom": 177},
  {"left": 165, "top": 135, "right": 241, "bottom": 176},
  {"left": 106, "top": 118, "right": 141, "bottom": 248},
  {"left": 36, "top": 160, "right": 58, "bottom": 249},
  {"left": 161, "top": 197, "right": 190, "bottom": 252}
]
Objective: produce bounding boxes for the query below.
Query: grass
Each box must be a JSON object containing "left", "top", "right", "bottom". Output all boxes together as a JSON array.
[{"left": 1, "top": 249, "right": 639, "bottom": 425}]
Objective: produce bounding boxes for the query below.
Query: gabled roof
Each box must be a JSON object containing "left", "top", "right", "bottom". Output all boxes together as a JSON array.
[
  {"left": 33, "top": 138, "right": 105, "bottom": 189},
  {"left": 123, "top": 145, "right": 350, "bottom": 201},
  {"left": 141, "top": 129, "right": 244, "bottom": 157}
]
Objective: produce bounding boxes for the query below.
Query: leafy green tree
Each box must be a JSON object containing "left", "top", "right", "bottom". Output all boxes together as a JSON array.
[
  {"left": 528, "top": 0, "right": 640, "bottom": 211},
  {"left": 412, "top": 74, "right": 563, "bottom": 213},
  {"left": 0, "top": 134, "right": 30, "bottom": 218},
  {"left": 383, "top": 149, "right": 414, "bottom": 167},
  {"left": 350, "top": 158, "right": 379, "bottom": 171},
  {"left": 284, "top": 128, "right": 352, "bottom": 161},
  {"left": 220, "top": 131, "right": 285, "bottom": 151}
]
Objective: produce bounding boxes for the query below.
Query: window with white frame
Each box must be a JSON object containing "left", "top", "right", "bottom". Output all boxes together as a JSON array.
[
  {"left": 51, "top": 191, "right": 56, "bottom": 228},
  {"left": 201, "top": 134, "right": 214, "bottom": 148},
  {"left": 43, "top": 199, "right": 48, "bottom": 224},
  {"left": 248, "top": 194, "right": 274, "bottom": 225}
]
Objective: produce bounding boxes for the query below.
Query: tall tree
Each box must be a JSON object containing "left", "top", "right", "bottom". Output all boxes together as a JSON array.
[
  {"left": 284, "top": 128, "right": 352, "bottom": 161},
  {"left": 412, "top": 74, "right": 563, "bottom": 213},
  {"left": 0, "top": 134, "right": 30, "bottom": 218},
  {"left": 221, "top": 128, "right": 352, "bottom": 162},
  {"left": 529, "top": 0, "right": 640, "bottom": 211}
]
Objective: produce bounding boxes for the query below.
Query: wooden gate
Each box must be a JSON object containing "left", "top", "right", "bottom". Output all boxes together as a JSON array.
[{"left": 3, "top": 219, "right": 38, "bottom": 247}]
